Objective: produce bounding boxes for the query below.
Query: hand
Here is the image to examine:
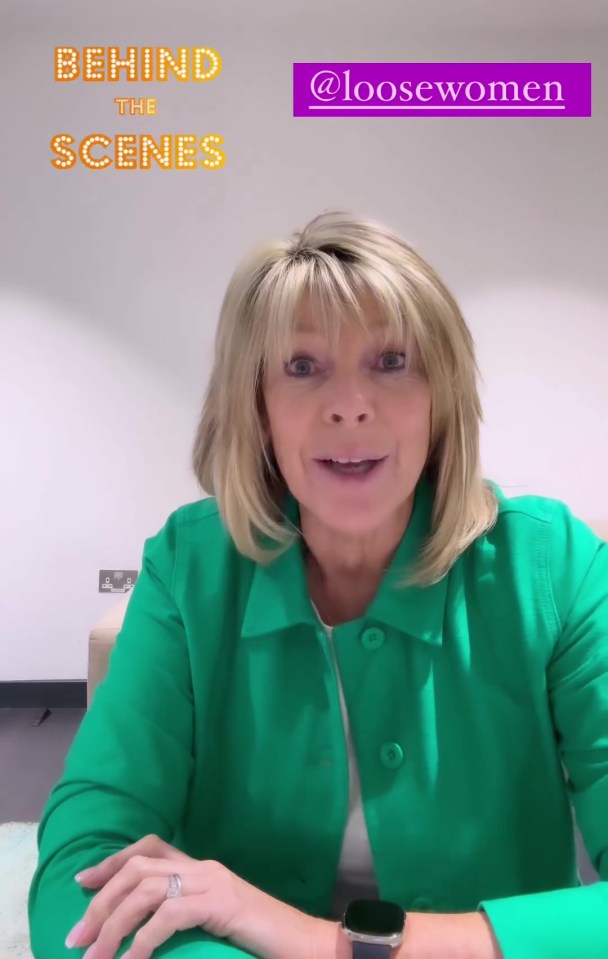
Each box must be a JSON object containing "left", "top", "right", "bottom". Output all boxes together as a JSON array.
[{"left": 66, "top": 833, "right": 321, "bottom": 959}]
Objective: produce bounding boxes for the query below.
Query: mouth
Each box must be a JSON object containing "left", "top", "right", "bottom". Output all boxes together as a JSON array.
[{"left": 313, "top": 456, "right": 389, "bottom": 483}]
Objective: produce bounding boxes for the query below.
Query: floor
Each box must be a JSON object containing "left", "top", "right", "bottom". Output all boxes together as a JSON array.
[
  {"left": 0, "top": 707, "right": 87, "bottom": 823},
  {"left": 0, "top": 706, "right": 600, "bottom": 885}
]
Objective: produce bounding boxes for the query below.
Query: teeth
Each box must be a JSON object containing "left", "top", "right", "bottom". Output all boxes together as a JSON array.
[{"left": 332, "top": 457, "right": 364, "bottom": 464}]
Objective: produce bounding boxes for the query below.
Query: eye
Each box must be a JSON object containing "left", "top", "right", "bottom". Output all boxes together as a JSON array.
[
  {"left": 378, "top": 350, "right": 407, "bottom": 371},
  {"left": 284, "top": 354, "right": 316, "bottom": 377},
  {"left": 284, "top": 350, "right": 407, "bottom": 378}
]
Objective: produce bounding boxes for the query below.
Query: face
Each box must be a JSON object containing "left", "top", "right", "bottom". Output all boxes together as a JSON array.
[{"left": 261, "top": 295, "right": 432, "bottom": 541}]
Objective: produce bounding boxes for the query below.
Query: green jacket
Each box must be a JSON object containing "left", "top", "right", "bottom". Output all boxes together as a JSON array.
[{"left": 28, "top": 473, "right": 608, "bottom": 959}]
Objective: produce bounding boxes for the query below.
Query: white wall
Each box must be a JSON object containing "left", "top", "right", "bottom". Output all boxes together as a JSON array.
[{"left": 1, "top": 0, "right": 607, "bottom": 681}]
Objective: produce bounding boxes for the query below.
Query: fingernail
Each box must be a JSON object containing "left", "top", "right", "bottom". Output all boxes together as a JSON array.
[
  {"left": 65, "top": 920, "right": 86, "bottom": 947},
  {"left": 75, "top": 869, "right": 94, "bottom": 882}
]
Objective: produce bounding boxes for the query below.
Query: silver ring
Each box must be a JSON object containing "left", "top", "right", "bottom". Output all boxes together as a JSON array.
[{"left": 166, "top": 873, "right": 183, "bottom": 899}]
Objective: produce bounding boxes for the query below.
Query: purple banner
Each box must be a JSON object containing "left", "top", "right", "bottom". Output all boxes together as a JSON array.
[{"left": 293, "top": 62, "right": 591, "bottom": 118}]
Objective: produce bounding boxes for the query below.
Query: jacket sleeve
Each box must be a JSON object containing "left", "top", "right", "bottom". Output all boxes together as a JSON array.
[
  {"left": 477, "top": 505, "right": 608, "bottom": 959},
  {"left": 28, "top": 511, "right": 256, "bottom": 959}
]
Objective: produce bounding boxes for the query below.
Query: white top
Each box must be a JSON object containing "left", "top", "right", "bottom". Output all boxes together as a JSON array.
[{"left": 311, "top": 602, "right": 379, "bottom": 919}]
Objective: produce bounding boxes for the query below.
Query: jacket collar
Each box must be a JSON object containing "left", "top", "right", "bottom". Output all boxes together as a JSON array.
[{"left": 240, "top": 471, "right": 448, "bottom": 646}]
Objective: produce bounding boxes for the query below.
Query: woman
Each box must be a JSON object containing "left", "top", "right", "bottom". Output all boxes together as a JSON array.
[{"left": 29, "top": 211, "right": 607, "bottom": 959}]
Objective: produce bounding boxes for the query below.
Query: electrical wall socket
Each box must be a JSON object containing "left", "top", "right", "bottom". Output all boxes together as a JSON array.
[{"left": 99, "top": 569, "right": 139, "bottom": 593}]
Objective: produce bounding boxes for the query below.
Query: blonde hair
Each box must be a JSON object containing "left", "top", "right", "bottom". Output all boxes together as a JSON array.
[{"left": 192, "top": 210, "right": 498, "bottom": 587}]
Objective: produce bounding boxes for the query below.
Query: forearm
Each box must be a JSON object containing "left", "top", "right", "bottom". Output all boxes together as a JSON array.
[{"left": 317, "top": 911, "right": 503, "bottom": 959}]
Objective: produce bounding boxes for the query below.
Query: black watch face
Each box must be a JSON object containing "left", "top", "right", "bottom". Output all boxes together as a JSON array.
[{"left": 344, "top": 899, "right": 404, "bottom": 936}]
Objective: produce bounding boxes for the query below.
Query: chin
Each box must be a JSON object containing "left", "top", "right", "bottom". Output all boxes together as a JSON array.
[{"left": 315, "top": 501, "right": 390, "bottom": 528}]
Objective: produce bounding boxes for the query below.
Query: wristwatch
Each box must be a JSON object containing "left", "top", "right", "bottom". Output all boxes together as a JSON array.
[{"left": 341, "top": 898, "right": 406, "bottom": 957}]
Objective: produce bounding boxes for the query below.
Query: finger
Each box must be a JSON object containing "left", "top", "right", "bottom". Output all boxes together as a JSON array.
[
  {"left": 83, "top": 876, "right": 165, "bottom": 959},
  {"left": 75, "top": 860, "right": 116, "bottom": 886},
  {"left": 77, "top": 858, "right": 197, "bottom": 947},
  {"left": 76, "top": 835, "right": 166, "bottom": 887},
  {"left": 76, "top": 870, "right": 106, "bottom": 888},
  {"left": 70, "top": 856, "right": 153, "bottom": 948},
  {"left": 122, "top": 894, "right": 211, "bottom": 959}
]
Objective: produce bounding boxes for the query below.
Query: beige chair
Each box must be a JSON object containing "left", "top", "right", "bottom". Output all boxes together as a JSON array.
[
  {"left": 88, "top": 591, "right": 133, "bottom": 709},
  {"left": 87, "top": 519, "right": 608, "bottom": 709}
]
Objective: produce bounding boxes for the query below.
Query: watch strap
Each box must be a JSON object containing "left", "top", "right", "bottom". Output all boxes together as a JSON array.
[{"left": 352, "top": 944, "right": 392, "bottom": 958}]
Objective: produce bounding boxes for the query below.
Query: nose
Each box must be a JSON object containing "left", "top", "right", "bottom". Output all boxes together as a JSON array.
[
  {"left": 328, "top": 410, "right": 371, "bottom": 424},
  {"left": 322, "top": 376, "right": 375, "bottom": 426}
]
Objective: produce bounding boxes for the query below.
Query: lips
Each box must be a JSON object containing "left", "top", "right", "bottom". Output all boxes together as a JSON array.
[
  {"left": 315, "top": 455, "right": 387, "bottom": 463},
  {"left": 313, "top": 456, "right": 388, "bottom": 483}
]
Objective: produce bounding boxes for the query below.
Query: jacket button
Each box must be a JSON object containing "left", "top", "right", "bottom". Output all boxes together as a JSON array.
[
  {"left": 380, "top": 742, "right": 403, "bottom": 768},
  {"left": 411, "top": 897, "right": 433, "bottom": 911},
  {"left": 361, "top": 626, "right": 385, "bottom": 650}
]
